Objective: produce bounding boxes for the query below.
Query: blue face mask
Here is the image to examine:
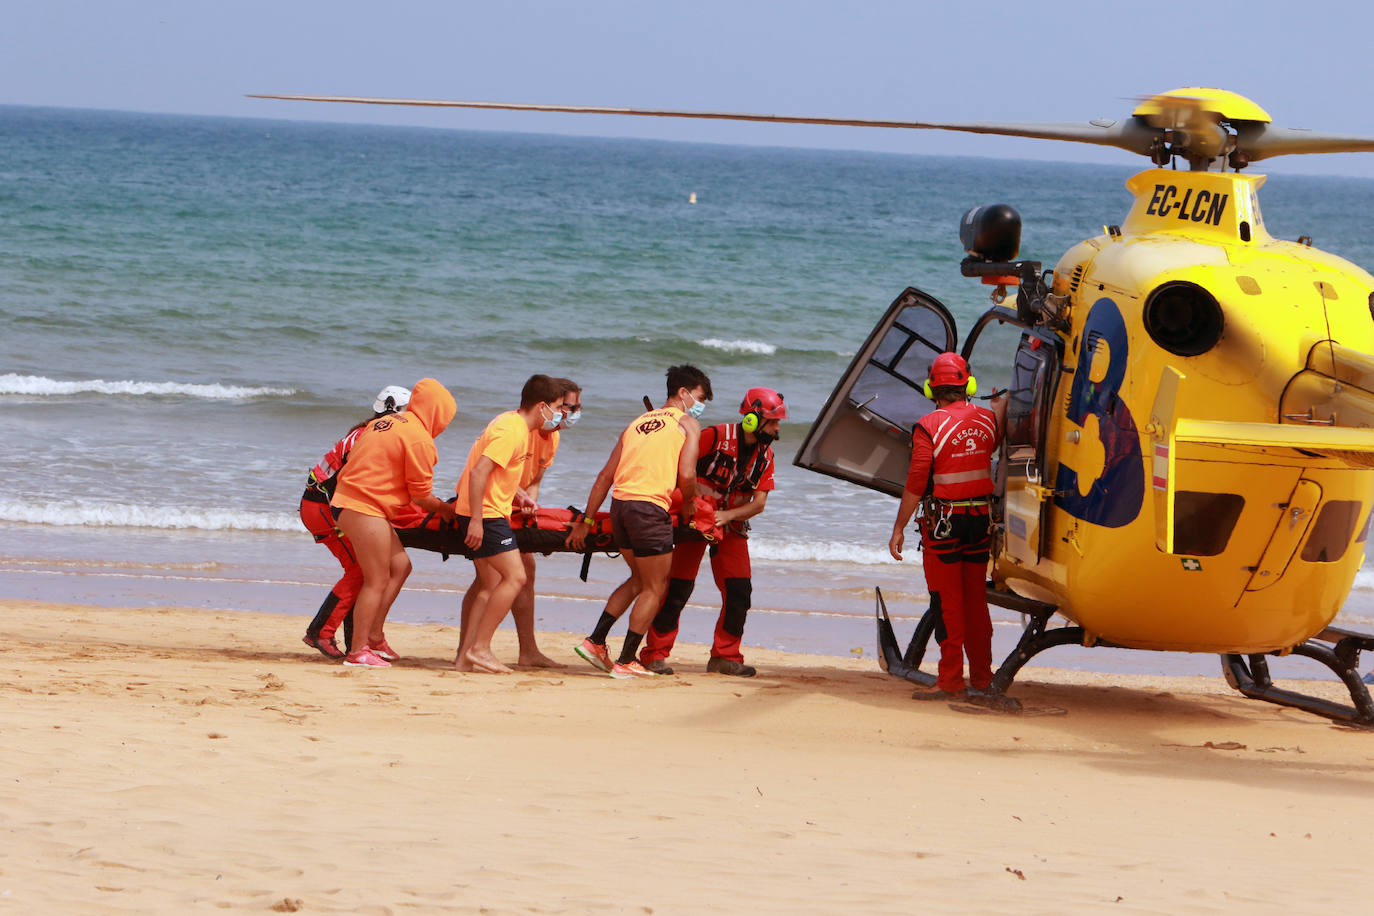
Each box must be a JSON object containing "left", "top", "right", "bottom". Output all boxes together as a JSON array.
[
  {"left": 684, "top": 394, "right": 706, "bottom": 420},
  {"left": 561, "top": 407, "right": 582, "bottom": 427},
  {"left": 542, "top": 404, "right": 563, "bottom": 432}
]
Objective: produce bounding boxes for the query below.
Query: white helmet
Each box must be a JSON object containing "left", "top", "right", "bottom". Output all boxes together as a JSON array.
[{"left": 372, "top": 385, "right": 411, "bottom": 414}]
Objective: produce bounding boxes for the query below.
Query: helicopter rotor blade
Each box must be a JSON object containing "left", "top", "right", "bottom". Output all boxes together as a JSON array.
[
  {"left": 1234, "top": 123, "right": 1374, "bottom": 162},
  {"left": 249, "top": 93, "right": 1374, "bottom": 168},
  {"left": 246, "top": 93, "right": 1165, "bottom": 157}
]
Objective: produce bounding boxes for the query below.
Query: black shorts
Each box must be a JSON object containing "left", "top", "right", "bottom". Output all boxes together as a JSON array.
[
  {"left": 457, "top": 515, "right": 518, "bottom": 559},
  {"left": 610, "top": 498, "right": 675, "bottom": 557}
]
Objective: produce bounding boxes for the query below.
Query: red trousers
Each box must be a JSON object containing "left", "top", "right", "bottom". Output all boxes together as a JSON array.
[
  {"left": 921, "top": 510, "right": 993, "bottom": 693},
  {"left": 299, "top": 496, "right": 362, "bottom": 641},
  {"left": 641, "top": 533, "right": 752, "bottom": 664}
]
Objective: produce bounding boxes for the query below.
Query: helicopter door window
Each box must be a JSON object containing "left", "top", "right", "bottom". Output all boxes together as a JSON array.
[
  {"left": 849, "top": 305, "right": 959, "bottom": 430},
  {"left": 1300, "top": 499, "right": 1362, "bottom": 563},
  {"left": 1173, "top": 491, "right": 1246, "bottom": 557},
  {"left": 795, "top": 288, "right": 958, "bottom": 497}
]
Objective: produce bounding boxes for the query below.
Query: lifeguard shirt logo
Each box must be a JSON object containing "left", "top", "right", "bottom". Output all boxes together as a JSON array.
[
  {"left": 373, "top": 419, "right": 393, "bottom": 432},
  {"left": 636, "top": 418, "right": 665, "bottom": 435}
]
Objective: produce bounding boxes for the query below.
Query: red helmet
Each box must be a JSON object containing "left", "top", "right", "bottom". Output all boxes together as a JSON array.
[
  {"left": 928, "top": 352, "right": 971, "bottom": 386},
  {"left": 740, "top": 387, "right": 787, "bottom": 432},
  {"left": 925, "top": 352, "right": 977, "bottom": 399}
]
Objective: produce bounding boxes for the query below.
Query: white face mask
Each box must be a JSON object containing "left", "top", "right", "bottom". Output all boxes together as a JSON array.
[
  {"left": 561, "top": 407, "right": 582, "bottom": 427},
  {"left": 683, "top": 393, "right": 706, "bottom": 419},
  {"left": 541, "top": 403, "right": 563, "bottom": 432}
]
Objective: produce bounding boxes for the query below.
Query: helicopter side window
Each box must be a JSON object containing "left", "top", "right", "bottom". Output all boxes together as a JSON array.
[
  {"left": 1000, "top": 332, "right": 1057, "bottom": 484},
  {"left": 1301, "top": 500, "right": 1362, "bottom": 563},
  {"left": 1173, "top": 491, "right": 1245, "bottom": 557}
]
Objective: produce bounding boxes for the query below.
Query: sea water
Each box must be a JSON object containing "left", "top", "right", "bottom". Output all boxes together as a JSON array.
[{"left": 4, "top": 104, "right": 1374, "bottom": 673}]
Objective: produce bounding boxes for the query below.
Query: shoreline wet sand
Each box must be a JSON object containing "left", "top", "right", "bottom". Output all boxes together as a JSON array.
[
  {"left": 4, "top": 599, "right": 1374, "bottom": 912},
  {"left": 13, "top": 523, "right": 1374, "bottom": 679}
]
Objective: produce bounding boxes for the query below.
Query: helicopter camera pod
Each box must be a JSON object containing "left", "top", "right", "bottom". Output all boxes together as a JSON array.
[
  {"left": 1142, "top": 281, "right": 1224, "bottom": 357},
  {"left": 959, "top": 204, "right": 1021, "bottom": 262}
]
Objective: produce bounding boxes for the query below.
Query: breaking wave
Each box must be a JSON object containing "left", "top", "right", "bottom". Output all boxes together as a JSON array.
[
  {"left": 697, "top": 338, "right": 778, "bottom": 356},
  {"left": 748, "top": 537, "right": 896, "bottom": 566},
  {"left": 0, "top": 374, "right": 295, "bottom": 399},
  {"left": 0, "top": 499, "right": 299, "bottom": 532}
]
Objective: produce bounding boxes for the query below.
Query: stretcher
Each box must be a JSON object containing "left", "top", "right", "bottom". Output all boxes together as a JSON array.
[
  {"left": 392, "top": 504, "right": 612, "bottom": 559},
  {"left": 391, "top": 495, "right": 719, "bottom": 579}
]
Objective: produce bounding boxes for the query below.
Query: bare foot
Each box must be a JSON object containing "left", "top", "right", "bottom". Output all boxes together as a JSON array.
[
  {"left": 517, "top": 650, "right": 567, "bottom": 669},
  {"left": 454, "top": 648, "right": 513, "bottom": 674}
]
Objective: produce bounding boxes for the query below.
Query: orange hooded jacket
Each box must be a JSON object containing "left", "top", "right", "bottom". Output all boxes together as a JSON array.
[{"left": 331, "top": 378, "right": 457, "bottom": 520}]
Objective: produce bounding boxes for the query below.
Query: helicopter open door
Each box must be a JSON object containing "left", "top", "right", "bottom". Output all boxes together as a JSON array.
[
  {"left": 992, "top": 331, "right": 1061, "bottom": 564},
  {"left": 794, "top": 287, "right": 957, "bottom": 496}
]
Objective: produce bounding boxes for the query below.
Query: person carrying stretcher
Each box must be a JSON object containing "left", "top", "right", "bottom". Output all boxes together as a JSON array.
[
  {"left": 299, "top": 385, "right": 411, "bottom": 659},
  {"left": 568, "top": 365, "right": 710, "bottom": 678},
  {"left": 639, "top": 387, "right": 787, "bottom": 677}
]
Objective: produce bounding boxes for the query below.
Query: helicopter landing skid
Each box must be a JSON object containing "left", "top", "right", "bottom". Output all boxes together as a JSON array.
[
  {"left": 876, "top": 587, "right": 1374, "bottom": 725},
  {"left": 874, "top": 586, "right": 937, "bottom": 688},
  {"left": 1220, "top": 626, "right": 1374, "bottom": 729},
  {"left": 875, "top": 586, "right": 1069, "bottom": 711}
]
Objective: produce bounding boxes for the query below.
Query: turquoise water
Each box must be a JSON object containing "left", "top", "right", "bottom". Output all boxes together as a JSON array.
[{"left": 4, "top": 104, "right": 1374, "bottom": 667}]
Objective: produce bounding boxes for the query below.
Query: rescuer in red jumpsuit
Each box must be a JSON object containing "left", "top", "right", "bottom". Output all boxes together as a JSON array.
[{"left": 888, "top": 353, "right": 1006, "bottom": 700}]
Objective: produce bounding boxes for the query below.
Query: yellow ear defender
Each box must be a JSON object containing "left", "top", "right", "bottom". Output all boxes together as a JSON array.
[
  {"left": 923, "top": 376, "right": 978, "bottom": 399},
  {"left": 741, "top": 411, "right": 762, "bottom": 433}
]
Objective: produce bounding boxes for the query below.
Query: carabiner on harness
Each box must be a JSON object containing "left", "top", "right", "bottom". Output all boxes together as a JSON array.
[{"left": 932, "top": 502, "right": 954, "bottom": 540}]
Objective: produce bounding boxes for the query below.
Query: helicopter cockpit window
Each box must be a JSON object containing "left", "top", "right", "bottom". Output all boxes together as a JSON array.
[
  {"left": 1173, "top": 491, "right": 1245, "bottom": 557},
  {"left": 846, "top": 305, "right": 952, "bottom": 432},
  {"left": 1301, "top": 499, "right": 1362, "bottom": 563}
]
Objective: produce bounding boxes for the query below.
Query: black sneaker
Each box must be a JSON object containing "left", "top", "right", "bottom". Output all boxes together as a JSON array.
[
  {"left": 706, "top": 657, "right": 756, "bottom": 677},
  {"left": 910, "top": 684, "right": 966, "bottom": 701},
  {"left": 644, "top": 659, "right": 675, "bottom": 675}
]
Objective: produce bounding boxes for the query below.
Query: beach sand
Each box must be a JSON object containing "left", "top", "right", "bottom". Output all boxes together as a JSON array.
[{"left": 3, "top": 599, "right": 1373, "bottom": 913}]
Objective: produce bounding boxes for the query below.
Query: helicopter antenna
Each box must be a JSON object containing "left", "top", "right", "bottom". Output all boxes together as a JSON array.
[{"left": 1318, "top": 283, "right": 1339, "bottom": 381}]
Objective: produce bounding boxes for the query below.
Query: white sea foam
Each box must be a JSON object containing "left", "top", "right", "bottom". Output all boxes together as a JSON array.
[
  {"left": 0, "top": 499, "right": 299, "bottom": 532},
  {"left": 748, "top": 537, "right": 897, "bottom": 565},
  {"left": 697, "top": 338, "right": 778, "bottom": 356},
  {"left": 0, "top": 374, "right": 295, "bottom": 399}
]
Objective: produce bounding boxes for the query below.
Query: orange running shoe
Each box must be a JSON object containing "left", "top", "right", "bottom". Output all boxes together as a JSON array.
[
  {"left": 609, "top": 659, "right": 658, "bottom": 679},
  {"left": 574, "top": 638, "right": 611, "bottom": 672}
]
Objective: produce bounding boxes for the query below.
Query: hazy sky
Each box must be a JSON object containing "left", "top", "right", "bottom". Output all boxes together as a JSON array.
[{"left": 6, "top": 0, "right": 1374, "bottom": 177}]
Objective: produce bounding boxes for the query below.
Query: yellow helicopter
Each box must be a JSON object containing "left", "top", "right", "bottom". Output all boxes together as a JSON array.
[{"left": 251, "top": 87, "right": 1374, "bottom": 725}]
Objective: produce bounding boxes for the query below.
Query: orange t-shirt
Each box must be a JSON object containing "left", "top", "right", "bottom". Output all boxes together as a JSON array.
[
  {"left": 455, "top": 411, "right": 531, "bottom": 519},
  {"left": 331, "top": 378, "right": 456, "bottom": 519},
  {"left": 519, "top": 429, "right": 560, "bottom": 490},
  {"left": 611, "top": 406, "right": 687, "bottom": 510}
]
